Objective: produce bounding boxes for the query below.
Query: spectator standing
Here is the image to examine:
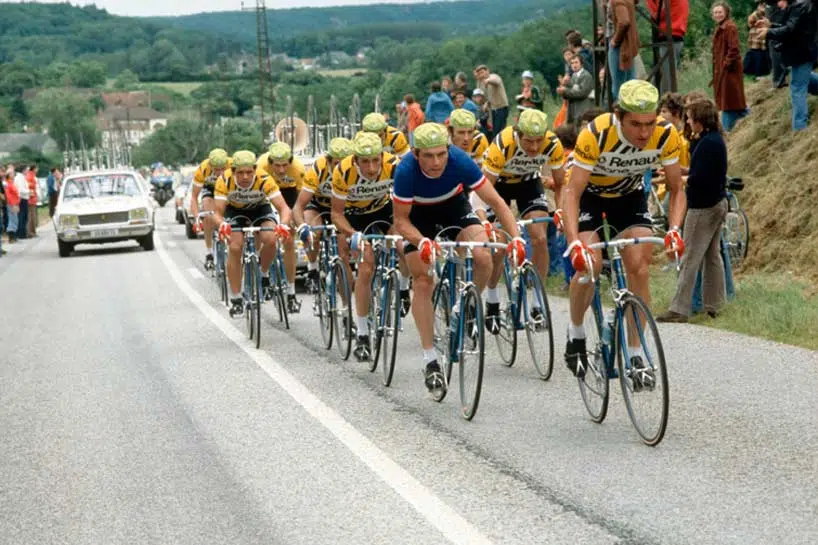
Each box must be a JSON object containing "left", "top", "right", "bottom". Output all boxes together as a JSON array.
[
  {"left": 516, "top": 70, "right": 543, "bottom": 110},
  {"left": 761, "top": 0, "right": 818, "bottom": 131},
  {"left": 646, "top": 0, "right": 690, "bottom": 93},
  {"left": 609, "top": 0, "right": 640, "bottom": 101},
  {"left": 744, "top": 2, "right": 772, "bottom": 79},
  {"left": 47, "top": 167, "right": 59, "bottom": 217},
  {"left": 565, "top": 30, "right": 595, "bottom": 74},
  {"left": 558, "top": 55, "right": 595, "bottom": 124},
  {"left": 451, "top": 72, "right": 469, "bottom": 98},
  {"left": 26, "top": 164, "right": 38, "bottom": 237},
  {"left": 4, "top": 168, "right": 20, "bottom": 243},
  {"left": 474, "top": 64, "right": 509, "bottom": 139},
  {"left": 14, "top": 166, "right": 29, "bottom": 240},
  {"left": 0, "top": 168, "right": 5, "bottom": 256},
  {"left": 424, "top": 81, "right": 455, "bottom": 123},
  {"left": 471, "top": 89, "right": 491, "bottom": 137},
  {"left": 404, "top": 94, "right": 426, "bottom": 143},
  {"left": 711, "top": 1, "right": 748, "bottom": 131},
  {"left": 764, "top": 0, "right": 790, "bottom": 88},
  {"left": 658, "top": 99, "right": 728, "bottom": 322},
  {"left": 441, "top": 76, "right": 452, "bottom": 94},
  {"left": 452, "top": 90, "right": 480, "bottom": 116}
]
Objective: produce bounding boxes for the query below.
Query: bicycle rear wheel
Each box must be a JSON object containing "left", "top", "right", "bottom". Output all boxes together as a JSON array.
[
  {"left": 252, "top": 264, "right": 262, "bottom": 349},
  {"left": 381, "top": 271, "right": 401, "bottom": 387},
  {"left": 494, "top": 266, "right": 518, "bottom": 367},
  {"left": 724, "top": 208, "right": 749, "bottom": 267},
  {"left": 459, "top": 285, "right": 485, "bottom": 421},
  {"left": 521, "top": 264, "right": 554, "bottom": 380},
  {"left": 217, "top": 242, "right": 228, "bottom": 306},
  {"left": 276, "top": 255, "right": 290, "bottom": 330},
  {"left": 578, "top": 295, "right": 610, "bottom": 423},
  {"left": 368, "top": 271, "right": 383, "bottom": 372},
  {"left": 616, "top": 295, "right": 669, "bottom": 446},
  {"left": 432, "top": 279, "right": 451, "bottom": 398},
  {"left": 331, "top": 261, "right": 353, "bottom": 360},
  {"left": 317, "top": 266, "right": 333, "bottom": 349}
]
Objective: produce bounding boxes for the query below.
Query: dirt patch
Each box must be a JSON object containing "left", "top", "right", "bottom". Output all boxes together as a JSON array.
[{"left": 726, "top": 81, "right": 818, "bottom": 288}]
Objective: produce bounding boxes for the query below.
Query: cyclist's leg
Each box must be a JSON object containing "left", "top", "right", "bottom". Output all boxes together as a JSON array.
[
  {"left": 405, "top": 248, "right": 435, "bottom": 352},
  {"left": 522, "top": 209, "right": 550, "bottom": 283},
  {"left": 456, "top": 223, "right": 492, "bottom": 291},
  {"left": 281, "top": 188, "right": 299, "bottom": 300},
  {"left": 225, "top": 209, "right": 248, "bottom": 300},
  {"left": 201, "top": 193, "right": 216, "bottom": 253},
  {"left": 304, "top": 206, "right": 323, "bottom": 263},
  {"left": 253, "top": 206, "right": 278, "bottom": 275}
]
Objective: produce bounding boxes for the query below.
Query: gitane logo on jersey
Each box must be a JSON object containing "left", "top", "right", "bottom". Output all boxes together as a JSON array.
[
  {"left": 228, "top": 190, "right": 267, "bottom": 203},
  {"left": 502, "top": 155, "right": 548, "bottom": 176}
]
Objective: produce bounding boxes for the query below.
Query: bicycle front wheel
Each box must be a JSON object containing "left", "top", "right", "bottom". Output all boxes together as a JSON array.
[
  {"left": 381, "top": 271, "right": 401, "bottom": 387},
  {"left": 432, "top": 279, "right": 452, "bottom": 398},
  {"left": 276, "top": 256, "right": 290, "bottom": 330},
  {"left": 367, "top": 271, "right": 383, "bottom": 372},
  {"left": 521, "top": 264, "right": 554, "bottom": 380},
  {"left": 217, "top": 242, "right": 228, "bottom": 306},
  {"left": 459, "top": 285, "right": 485, "bottom": 421},
  {"left": 494, "top": 266, "right": 517, "bottom": 367},
  {"left": 616, "top": 295, "right": 669, "bottom": 446},
  {"left": 317, "top": 266, "right": 333, "bottom": 349},
  {"left": 724, "top": 208, "right": 750, "bottom": 267},
  {"left": 252, "top": 264, "right": 262, "bottom": 349},
  {"left": 331, "top": 261, "right": 353, "bottom": 360},
  {"left": 577, "top": 296, "right": 610, "bottom": 423}
]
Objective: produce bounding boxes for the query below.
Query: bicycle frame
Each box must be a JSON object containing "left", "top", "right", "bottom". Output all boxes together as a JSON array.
[{"left": 362, "top": 233, "right": 403, "bottom": 334}]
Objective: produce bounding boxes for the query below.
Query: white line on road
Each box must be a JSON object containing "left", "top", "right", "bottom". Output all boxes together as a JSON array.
[
  {"left": 166, "top": 240, "right": 177, "bottom": 248},
  {"left": 155, "top": 233, "right": 494, "bottom": 545},
  {"left": 186, "top": 267, "right": 204, "bottom": 280}
]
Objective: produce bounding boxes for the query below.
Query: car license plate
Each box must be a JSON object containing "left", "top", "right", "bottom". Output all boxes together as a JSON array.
[{"left": 91, "top": 229, "right": 118, "bottom": 238}]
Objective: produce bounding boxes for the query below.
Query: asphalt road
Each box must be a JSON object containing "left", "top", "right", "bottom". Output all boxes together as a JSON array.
[{"left": 1, "top": 207, "right": 816, "bottom": 545}]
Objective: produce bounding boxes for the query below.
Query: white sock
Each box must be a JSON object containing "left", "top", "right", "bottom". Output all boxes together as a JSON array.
[
  {"left": 287, "top": 283, "right": 296, "bottom": 295},
  {"left": 308, "top": 261, "right": 318, "bottom": 271},
  {"left": 568, "top": 322, "right": 586, "bottom": 340},
  {"left": 261, "top": 269, "right": 269, "bottom": 278},
  {"left": 399, "top": 272, "right": 410, "bottom": 291},
  {"left": 356, "top": 315, "right": 369, "bottom": 336},
  {"left": 485, "top": 286, "right": 500, "bottom": 304},
  {"left": 423, "top": 348, "right": 437, "bottom": 364}
]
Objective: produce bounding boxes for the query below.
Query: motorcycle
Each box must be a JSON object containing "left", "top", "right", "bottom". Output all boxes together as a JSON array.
[{"left": 151, "top": 175, "right": 174, "bottom": 207}]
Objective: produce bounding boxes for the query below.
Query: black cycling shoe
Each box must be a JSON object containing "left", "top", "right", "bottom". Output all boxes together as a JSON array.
[
  {"left": 530, "top": 307, "right": 546, "bottom": 331},
  {"left": 485, "top": 302, "right": 501, "bottom": 335},
  {"left": 400, "top": 289, "right": 411, "bottom": 317},
  {"left": 287, "top": 294, "right": 301, "bottom": 314},
  {"left": 424, "top": 360, "right": 446, "bottom": 401},
  {"left": 204, "top": 254, "right": 215, "bottom": 271},
  {"left": 565, "top": 338, "right": 588, "bottom": 378},
  {"left": 229, "top": 297, "right": 244, "bottom": 318},
  {"left": 629, "top": 355, "right": 656, "bottom": 392},
  {"left": 261, "top": 276, "right": 273, "bottom": 301},
  {"left": 306, "top": 269, "right": 319, "bottom": 294},
  {"left": 353, "top": 335, "right": 371, "bottom": 362}
]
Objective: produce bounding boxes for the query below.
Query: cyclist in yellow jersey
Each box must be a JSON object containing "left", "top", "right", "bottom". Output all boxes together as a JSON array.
[
  {"left": 446, "top": 109, "right": 489, "bottom": 166},
  {"left": 191, "top": 148, "right": 231, "bottom": 269},
  {"left": 256, "top": 142, "right": 305, "bottom": 313},
  {"left": 332, "top": 131, "right": 409, "bottom": 362},
  {"left": 562, "top": 80, "right": 686, "bottom": 378},
  {"left": 212, "top": 151, "right": 293, "bottom": 318},
  {"left": 361, "top": 112, "right": 410, "bottom": 157},
  {"left": 293, "top": 137, "right": 352, "bottom": 292},
  {"left": 479, "top": 109, "right": 565, "bottom": 333}
]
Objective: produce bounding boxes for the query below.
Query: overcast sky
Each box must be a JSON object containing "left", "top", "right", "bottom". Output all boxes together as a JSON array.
[{"left": 13, "top": 0, "right": 436, "bottom": 17}]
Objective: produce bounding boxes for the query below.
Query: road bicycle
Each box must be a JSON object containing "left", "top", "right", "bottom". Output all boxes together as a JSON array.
[
  {"left": 236, "top": 226, "right": 276, "bottom": 349},
  {"left": 198, "top": 211, "right": 228, "bottom": 306}
]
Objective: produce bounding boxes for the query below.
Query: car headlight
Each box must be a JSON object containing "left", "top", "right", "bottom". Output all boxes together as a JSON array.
[
  {"left": 59, "top": 214, "right": 79, "bottom": 228},
  {"left": 129, "top": 207, "right": 149, "bottom": 221}
]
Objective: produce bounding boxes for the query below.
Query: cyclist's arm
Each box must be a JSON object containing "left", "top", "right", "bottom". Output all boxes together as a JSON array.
[
  {"left": 270, "top": 193, "right": 293, "bottom": 226},
  {"left": 393, "top": 200, "right": 425, "bottom": 248},
  {"left": 551, "top": 167, "right": 565, "bottom": 210},
  {"left": 474, "top": 181, "right": 520, "bottom": 239},
  {"left": 562, "top": 166, "right": 591, "bottom": 243},
  {"left": 292, "top": 189, "right": 312, "bottom": 226},
  {"left": 662, "top": 162, "right": 687, "bottom": 230},
  {"left": 482, "top": 169, "right": 499, "bottom": 186},
  {"left": 190, "top": 184, "right": 202, "bottom": 218},
  {"left": 469, "top": 190, "right": 489, "bottom": 222},
  {"left": 213, "top": 198, "right": 227, "bottom": 226},
  {"left": 331, "top": 196, "right": 357, "bottom": 237}
]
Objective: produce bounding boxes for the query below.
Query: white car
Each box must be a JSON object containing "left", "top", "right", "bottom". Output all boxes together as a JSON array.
[{"left": 52, "top": 169, "right": 156, "bottom": 257}]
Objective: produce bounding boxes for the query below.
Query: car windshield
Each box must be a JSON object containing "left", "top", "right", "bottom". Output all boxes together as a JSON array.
[{"left": 63, "top": 174, "right": 142, "bottom": 200}]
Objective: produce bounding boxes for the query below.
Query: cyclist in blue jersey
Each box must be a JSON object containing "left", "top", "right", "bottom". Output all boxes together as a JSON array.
[{"left": 393, "top": 122, "right": 525, "bottom": 396}]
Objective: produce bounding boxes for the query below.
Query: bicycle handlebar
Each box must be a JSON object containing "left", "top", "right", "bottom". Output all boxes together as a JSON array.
[
  {"left": 574, "top": 236, "right": 680, "bottom": 284},
  {"left": 517, "top": 216, "right": 553, "bottom": 228},
  {"left": 238, "top": 226, "right": 276, "bottom": 233}
]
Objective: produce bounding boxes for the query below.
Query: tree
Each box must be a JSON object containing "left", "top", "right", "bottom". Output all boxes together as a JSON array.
[
  {"left": 221, "top": 118, "right": 262, "bottom": 153},
  {"left": 29, "top": 89, "right": 99, "bottom": 150},
  {"left": 113, "top": 69, "right": 140, "bottom": 90},
  {"left": 68, "top": 61, "right": 107, "bottom": 88},
  {"left": 132, "top": 119, "right": 213, "bottom": 166}
]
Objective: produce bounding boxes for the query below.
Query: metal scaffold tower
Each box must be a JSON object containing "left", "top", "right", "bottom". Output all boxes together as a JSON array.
[{"left": 242, "top": 0, "right": 276, "bottom": 148}]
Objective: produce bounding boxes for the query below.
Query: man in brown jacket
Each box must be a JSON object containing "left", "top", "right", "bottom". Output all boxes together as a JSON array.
[{"left": 608, "top": 0, "right": 640, "bottom": 100}]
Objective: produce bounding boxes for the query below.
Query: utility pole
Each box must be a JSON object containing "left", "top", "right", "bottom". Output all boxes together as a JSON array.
[{"left": 242, "top": 0, "right": 276, "bottom": 149}]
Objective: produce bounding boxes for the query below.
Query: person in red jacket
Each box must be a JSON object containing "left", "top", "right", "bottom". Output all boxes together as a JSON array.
[
  {"left": 4, "top": 170, "right": 20, "bottom": 243},
  {"left": 25, "top": 165, "right": 38, "bottom": 237},
  {"left": 646, "top": 0, "right": 690, "bottom": 93}
]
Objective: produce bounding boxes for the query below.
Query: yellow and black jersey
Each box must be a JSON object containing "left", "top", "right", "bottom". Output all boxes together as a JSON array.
[
  {"left": 332, "top": 153, "right": 398, "bottom": 215},
  {"left": 303, "top": 155, "right": 334, "bottom": 207},
  {"left": 215, "top": 171, "right": 281, "bottom": 209},
  {"left": 193, "top": 158, "right": 232, "bottom": 189},
  {"left": 573, "top": 113, "right": 681, "bottom": 198},
  {"left": 470, "top": 132, "right": 489, "bottom": 166},
  {"left": 383, "top": 126, "right": 409, "bottom": 157},
  {"left": 256, "top": 153, "right": 305, "bottom": 190},
  {"left": 482, "top": 126, "right": 565, "bottom": 184}
]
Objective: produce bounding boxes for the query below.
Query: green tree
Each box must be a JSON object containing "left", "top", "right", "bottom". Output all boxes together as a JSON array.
[
  {"left": 131, "top": 119, "right": 213, "bottom": 166},
  {"left": 220, "top": 118, "right": 262, "bottom": 152},
  {"left": 68, "top": 61, "right": 107, "bottom": 88},
  {"left": 29, "top": 89, "right": 99, "bottom": 150},
  {"left": 113, "top": 69, "right": 140, "bottom": 90}
]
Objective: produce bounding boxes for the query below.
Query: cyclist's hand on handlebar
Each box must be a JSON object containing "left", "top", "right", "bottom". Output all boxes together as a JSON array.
[
  {"left": 418, "top": 237, "right": 440, "bottom": 265},
  {"left": 193, "top": 219, "right": 202, "bottom": 234},
  {"left": 217, "top": 222, "right": 232, "bottom": 241},
  {"left": 553, "top": 209, "right": 564, "bottom": 232},
  {"left": 506, "top": 237, "right": 526, "bottom": 267},
  {"left": 664, "top": 228, "right": 684, "bottom": 258},
  {"left": 349, "top": 231, "right": 364, "bottom": 253},
  {"left": 566, "top": 240, "right": 593, "bottom": 273},
  {"left": 275, "top": 223, "right": 291, "bottom": 240},
  {"left": 297, "top": 223, "right": 311, "bottom": 244}
]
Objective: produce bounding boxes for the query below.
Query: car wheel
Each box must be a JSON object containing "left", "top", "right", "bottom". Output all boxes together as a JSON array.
[
  {"left": 185, "top": 219, "right": 196, "bottom": 239},
  {"left": 58, "top": 239, "right": 73, "bottom": 258},
  {"left": 140, "top": 230, "right": 155, "bottom": 251}
]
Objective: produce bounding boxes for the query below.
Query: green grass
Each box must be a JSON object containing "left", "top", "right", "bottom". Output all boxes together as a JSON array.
[
  {"left": 37, "top": 206, "right": 51, "bottom": 227},
  {"left": 146, "top": 81, "right": 202, "bottom": 95},
  {"left": 316, "top": 68, "right": 368, "bottom": 77}
]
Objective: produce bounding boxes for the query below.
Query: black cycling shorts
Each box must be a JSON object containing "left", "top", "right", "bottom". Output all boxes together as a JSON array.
[
  {"left": 578, "top": 190, "right": 652, "bottom": 236},
  {"left": 305, "top": 198, "right": 332, "bottom": 216},
  {"left": 495, "top": 181, "right": 550, "bottom": 216},
  {"left": 200, "top": 185, "right": 215, "bottom": 200},
  {"left": 225, "top": 203, "right": 278, "bottom": 228},
  {"left": 346, "top": 202, "right": 394, "bottom": 235},
  {"left": 280, "top": 187, "right": 298, "bottom": 209},
  {"left": 404, "top": 194, "right": 482, "bottom": 254}
]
